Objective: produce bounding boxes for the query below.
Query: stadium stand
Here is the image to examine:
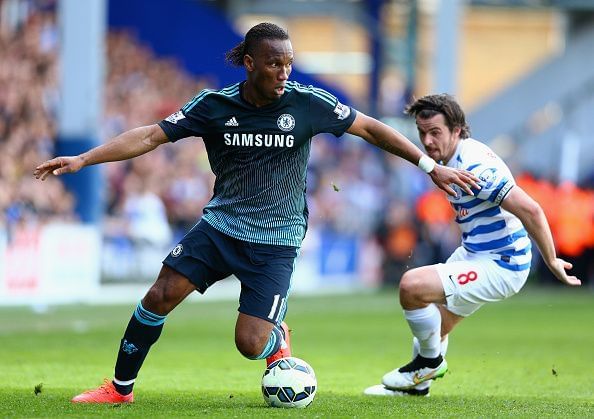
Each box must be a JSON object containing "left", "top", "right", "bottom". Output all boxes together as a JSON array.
[{"left": 1, "top": 1, "right": 592, "bottom": 290}]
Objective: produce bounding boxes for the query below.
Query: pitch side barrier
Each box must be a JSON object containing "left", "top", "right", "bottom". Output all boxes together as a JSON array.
[
  {"left": 0, "top": 223, "right": 100, "bottom": 306},
  {"left": 0, "top": 223, "right": 376, "bottom": 306}
]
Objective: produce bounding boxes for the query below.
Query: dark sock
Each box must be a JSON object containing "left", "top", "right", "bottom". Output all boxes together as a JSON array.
[
  {"left": 113, "top": 302, "right": 166, "bottom": 394},
  {"left": 399, "top": 354, "right": 443, "bottom": 372}
]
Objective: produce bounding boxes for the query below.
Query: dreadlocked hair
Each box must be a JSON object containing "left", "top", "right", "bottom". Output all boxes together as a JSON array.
[
  {"left": 405, "top": 93, "right": 471, "bottom": 139},
  {"left": 225, "top": 22, "right": 289, "bottom": 67}
]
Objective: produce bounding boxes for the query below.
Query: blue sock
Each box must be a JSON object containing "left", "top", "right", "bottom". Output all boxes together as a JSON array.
[
  {"left": 247, "top": 324, "right": 284, "bottom": 360},
  {"left": 113, "top": 302, "right": 166, "bottom": 395}
]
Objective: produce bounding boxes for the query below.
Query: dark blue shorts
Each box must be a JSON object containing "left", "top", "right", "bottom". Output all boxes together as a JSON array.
[{"left": 163, "top": 220, "right": 298, "bottom": 324}]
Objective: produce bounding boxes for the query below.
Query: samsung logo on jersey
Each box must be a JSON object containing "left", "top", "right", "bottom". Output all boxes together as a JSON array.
[{"left": 224, "top": 133, "right": 295, "bottom": 147}]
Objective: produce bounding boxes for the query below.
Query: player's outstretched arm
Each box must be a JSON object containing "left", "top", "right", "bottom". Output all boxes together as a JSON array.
[
  {"left": 34, "top": 124, "right": 169, "bottom": 181},
  {"left": 501, "top": 186, "right": 582, "bottom": 286},
  {"left": 346, "top": 112, "right": 479, "bottom": 197}
]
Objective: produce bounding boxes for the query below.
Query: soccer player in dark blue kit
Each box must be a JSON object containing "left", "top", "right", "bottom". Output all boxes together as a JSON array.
[{"left": 34, "top": 23, "right": 479, "bottom": 403}]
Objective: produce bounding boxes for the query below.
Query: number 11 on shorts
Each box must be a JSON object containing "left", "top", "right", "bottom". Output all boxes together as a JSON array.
[{"left": 268, "top": 294, "right": 285, "bottom": 322}]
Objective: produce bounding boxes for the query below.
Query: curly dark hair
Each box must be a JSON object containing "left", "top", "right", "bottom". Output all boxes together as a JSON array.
[
  {"left": 405, "top": 93, "right": 471, "bottom": 139},
  {"left": 225, "top": 22, "right": 290, "bottom": 67}
]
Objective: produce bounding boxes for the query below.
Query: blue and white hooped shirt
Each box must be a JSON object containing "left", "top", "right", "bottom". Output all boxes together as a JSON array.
[{"left": 445, "top": 138, "right": 531, "bottom": 272}]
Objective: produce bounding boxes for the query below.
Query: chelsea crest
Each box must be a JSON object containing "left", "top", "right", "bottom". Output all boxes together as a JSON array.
[{"left": 277, "top": 114, "right": 295, "bottom": 132}]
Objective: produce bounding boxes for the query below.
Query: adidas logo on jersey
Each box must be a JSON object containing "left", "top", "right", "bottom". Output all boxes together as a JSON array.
[{"left": 225, "top": 116, "right": 239, "bottom": 127}]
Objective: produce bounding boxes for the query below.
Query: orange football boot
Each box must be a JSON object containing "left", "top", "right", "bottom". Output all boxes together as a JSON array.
[{"left": 71, "top": 379, "right": 133, "bottom": 404}]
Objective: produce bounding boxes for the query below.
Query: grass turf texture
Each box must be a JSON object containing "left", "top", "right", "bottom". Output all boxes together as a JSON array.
[{"left": 0, "top": 287, "right": 592, "bottom": 417}]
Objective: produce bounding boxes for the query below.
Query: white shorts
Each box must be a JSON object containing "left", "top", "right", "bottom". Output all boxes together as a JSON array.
[{"left": 435, "top": 247, "right": 530, "bottom": 317}]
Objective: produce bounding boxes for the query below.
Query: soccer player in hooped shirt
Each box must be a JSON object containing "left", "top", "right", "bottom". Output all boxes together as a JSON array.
[
  {"left": 364, "top": 94, "right": 582, "bottom": 398},
  {"left": 34, "top": 24, "right": 478, "bottom": 403}
]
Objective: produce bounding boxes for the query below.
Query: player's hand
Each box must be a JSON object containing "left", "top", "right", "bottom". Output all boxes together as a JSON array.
[
  {"left": 548, "top": 258, "right": 582, "bottom": 286},
  {"left": 34, "top": 156, "right": 85, "bottom": 181},
  {"left": 429, "top": 165, "right": 481, "bottom": 197}
]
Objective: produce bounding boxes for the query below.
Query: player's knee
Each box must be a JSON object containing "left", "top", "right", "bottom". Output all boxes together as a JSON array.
[
  {"left": 399, "top": 271, "right": 423, "bottom": 303},
  {"left": 142, "top": 287, "right": 167, "bottom": 314},
  {"left": 235, "top": 331, "right": 267, "bottom": 359},
  {"left": 142, "top": 284, "right": 179, "bottom": 315},
  {"left": 144, "top": 270, "right": 195, "bottom": 314}
]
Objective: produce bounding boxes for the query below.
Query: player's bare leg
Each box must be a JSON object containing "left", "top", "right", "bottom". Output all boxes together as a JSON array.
[
  {"left": 382, "top": 266, "right": 450, "bottom": 390},
  {"left": 72, "top": 266, "right": 196, "bottom": 403},
  {"left": 235, "top": 313, "right": 291, "bottom": 366},
  {"left": 437, "top": 304, "right": 464, "bottom": 337}
]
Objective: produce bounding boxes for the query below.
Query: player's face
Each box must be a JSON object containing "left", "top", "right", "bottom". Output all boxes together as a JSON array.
[
  {"left": 245, "top": 39, "right": 293, "bottom": 105},
  {"left": 416, "top": 114, "right": 461, "bottom": 163}
]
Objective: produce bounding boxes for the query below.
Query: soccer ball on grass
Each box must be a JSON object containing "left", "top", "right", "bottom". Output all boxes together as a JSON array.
[{"left": 261, "top": 357, "right": 317, "bottom": 408}]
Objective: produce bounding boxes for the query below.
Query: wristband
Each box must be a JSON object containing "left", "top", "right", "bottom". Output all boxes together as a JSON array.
[{"left": 418, "top": 155, "right": 436, "bottom": 173}]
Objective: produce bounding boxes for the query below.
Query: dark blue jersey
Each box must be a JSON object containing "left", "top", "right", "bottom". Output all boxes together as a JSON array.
[{"left": 158, "top": 80, "right": 357, "bottom": 247}]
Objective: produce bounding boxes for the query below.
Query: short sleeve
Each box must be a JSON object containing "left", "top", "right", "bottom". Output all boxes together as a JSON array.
[
  {"left": 158, "top": 90, "right": 212, "bottom": 142},
  {"left": 308, "top": 86, "right": 357, "bottom": 137},
  {"left": 467, "top": 163, "right": 515, "bottom": 204}
]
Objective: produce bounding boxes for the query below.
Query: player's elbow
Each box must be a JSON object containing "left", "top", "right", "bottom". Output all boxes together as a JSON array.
[
  {"left": 523, "top": 198, "right": 544, "bottom": 220},
  {"left": 517, "top": 198, "right": 545, "bottom": 229},
  {"left": 141, "top": 124, "right": 168, "bottom": 149}
]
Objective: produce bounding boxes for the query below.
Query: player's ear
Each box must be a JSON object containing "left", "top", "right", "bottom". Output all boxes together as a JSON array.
[{"left": 244, "top": 54, "right": 255, "bottom": 71}]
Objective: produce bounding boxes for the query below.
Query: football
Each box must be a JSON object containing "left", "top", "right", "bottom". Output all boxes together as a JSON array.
[{"left": 261, "top": 357, "right": 317, "bottom": 408}]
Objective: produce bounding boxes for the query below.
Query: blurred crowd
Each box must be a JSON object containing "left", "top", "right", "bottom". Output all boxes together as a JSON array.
[
  {"left": 1, "top": 2, "right": 592, "bottom": 287},
  {"left": 0, "top": 2, "right": 74, "bottom": 231}
]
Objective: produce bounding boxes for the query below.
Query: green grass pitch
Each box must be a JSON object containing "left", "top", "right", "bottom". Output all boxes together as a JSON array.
[{"left": 0, "top": 286, "right": 592, "bottom": 417}]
